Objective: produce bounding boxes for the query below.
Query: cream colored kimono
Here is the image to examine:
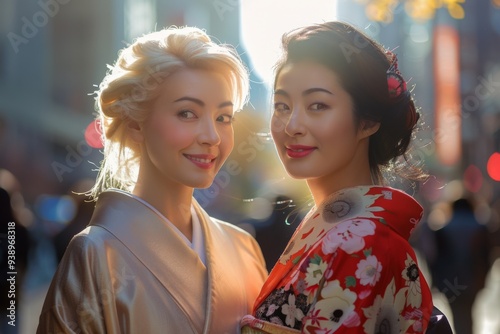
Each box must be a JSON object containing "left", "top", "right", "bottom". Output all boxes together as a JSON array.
[{"left": 37, "top": 190, "right": 267, "bottom": 334}]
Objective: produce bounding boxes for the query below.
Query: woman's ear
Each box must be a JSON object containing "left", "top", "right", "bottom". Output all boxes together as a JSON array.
[
  {"left": 358, "top": 120, "right": 380, "bottom": 140},
  {"left": 128, "top": 120, "right": 144, "bottom": 142}
]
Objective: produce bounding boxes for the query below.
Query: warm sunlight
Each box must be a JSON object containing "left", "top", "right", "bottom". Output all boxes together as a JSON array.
[{"left": 239, "top": 0, "right": 337, "bottom": 84}]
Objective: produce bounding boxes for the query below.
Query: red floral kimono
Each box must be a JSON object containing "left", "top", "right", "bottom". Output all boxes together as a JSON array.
[{"left": 249, "top": 186, "right": 433, "bottom": 333}]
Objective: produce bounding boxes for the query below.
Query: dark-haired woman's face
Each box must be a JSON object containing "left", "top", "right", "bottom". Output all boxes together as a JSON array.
[{"left": 271, "top": 61, "right": 374, "bottom": 182}]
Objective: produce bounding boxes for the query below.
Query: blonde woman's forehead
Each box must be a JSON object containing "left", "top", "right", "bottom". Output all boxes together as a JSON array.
[{"left": 154, "top": 68, "right": 234, "bottom": 106}]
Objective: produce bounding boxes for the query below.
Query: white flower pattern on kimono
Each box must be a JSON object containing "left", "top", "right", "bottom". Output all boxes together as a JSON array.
[
  {"left": 305, "top": 259, "right": 328, "bottom": 288},
  {"left": 401, "top": 253, "right": 422, "bottom": 308},
  {"left": 280, "top": 187, "right": 383, "bottom": 264},
  {"left": 356, "top": 255, "right": 383, "bottom": 286},
  {"left": 306, "top": 280, "right": 357, "bottom": 331},
  {"left": 281, "top": 294, "right": 305, "bottom": 328},
  {"left": 322, "top": 219, "right": 376, "bottom": 255},
  {"left": 362, "top": 278, "right": 413, "bottom": 334}
]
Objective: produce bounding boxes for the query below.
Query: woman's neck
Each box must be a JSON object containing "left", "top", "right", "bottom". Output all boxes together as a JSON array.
[
  {"left": 132, "top": 181, "right": 194, "bottom": 241},
  {"left": 306, "top": 163, "right": 375, "bottom": 206}
]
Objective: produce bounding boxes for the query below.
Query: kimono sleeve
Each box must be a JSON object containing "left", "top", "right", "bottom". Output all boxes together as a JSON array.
[{"left": 37, "top": 233, "right": 113, "bottom": 334}]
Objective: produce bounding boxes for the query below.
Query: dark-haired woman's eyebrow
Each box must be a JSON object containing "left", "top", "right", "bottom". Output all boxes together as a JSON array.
[{"left": 302, "top": 88, "right": 333, "bottom": 96}]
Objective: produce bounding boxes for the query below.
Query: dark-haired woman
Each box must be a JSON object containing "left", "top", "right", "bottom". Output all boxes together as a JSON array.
[{"left": 241, "top": 21, "right": 434, "bottom": 333}]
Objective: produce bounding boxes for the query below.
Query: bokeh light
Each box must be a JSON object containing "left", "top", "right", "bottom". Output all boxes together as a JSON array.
[
  {"left": 463, "top": 164, "right": 483, "bottom": 193},
  {"left": 84, "top": 119, "right": 104, "bottom": 149},
  {"left": 35, "top": 194, "right": 76, "bottom": 223},
  {"left": 487, "top": 152, "right": 500, "bottom": 181}
]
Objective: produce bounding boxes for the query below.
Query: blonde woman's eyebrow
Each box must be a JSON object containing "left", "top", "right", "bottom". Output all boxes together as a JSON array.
[
  {"left": 218, "top": 101, "right": 234, "bottom": 108},
  {"left": 173, "top": 96, "right": 233, "bottom": 108},
  {"left": 174, "top": 96, "right": 205, "bottom": 106}
]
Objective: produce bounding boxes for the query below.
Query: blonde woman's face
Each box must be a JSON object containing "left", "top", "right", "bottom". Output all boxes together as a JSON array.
[{"left": 137, "top": 68, "right": 235, "bottom": 189}]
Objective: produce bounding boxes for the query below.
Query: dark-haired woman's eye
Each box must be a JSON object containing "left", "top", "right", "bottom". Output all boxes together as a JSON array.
[
  {"left": 178, "top": 110, "right": 197, "bottom": 119},
  {"left": 309, "top": 103, "right": 328, "bottom": 111},
  {"left": 216, "top": 114, "right": 234, "bottom": 124},
  {"left": 274, "top": 102, "right": 290, "bottom": 113}
]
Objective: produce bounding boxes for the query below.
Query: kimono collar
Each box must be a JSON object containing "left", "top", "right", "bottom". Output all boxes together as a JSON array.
[
  {"left": 313, "top": 185, "right": 423, "bottom": 241},
  {"left": 113, "top": 189, "right": 207, "bottom": 264}
]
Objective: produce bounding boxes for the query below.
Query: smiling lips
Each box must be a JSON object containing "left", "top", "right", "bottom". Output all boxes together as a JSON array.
[
  {"left": 184, "top": 154, "right": 217, "bottom": 169},
  {"left": 285, "top": 145, "right": 316, "bottom": 158}
]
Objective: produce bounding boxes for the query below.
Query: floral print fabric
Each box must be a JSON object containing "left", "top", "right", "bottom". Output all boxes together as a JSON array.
[{"left": 252, "top": 186, "right": 433, "bottom": 333}]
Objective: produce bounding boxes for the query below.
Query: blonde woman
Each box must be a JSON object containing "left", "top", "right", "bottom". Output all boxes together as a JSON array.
[{"left": 38, "top": 26, "right": 267, "bottom": 333}]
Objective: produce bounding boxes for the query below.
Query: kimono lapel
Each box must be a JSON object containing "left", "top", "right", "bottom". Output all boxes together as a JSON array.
[
  {"left": 193, "top": 200, "right": 225, "bottom": 333},
  {"left": 252, "top": 208, "right": 318, "bottom": 311},
  {"left": 89, "top": 190, "right": 207, "bottom": 333},
  {"left": 193, "top": 200, "right": 241, "bottom": 334}
]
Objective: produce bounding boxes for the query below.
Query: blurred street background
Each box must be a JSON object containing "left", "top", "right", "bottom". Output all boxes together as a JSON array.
[{"left": 1, "top": 0, "right": 500, "bottom": 333}]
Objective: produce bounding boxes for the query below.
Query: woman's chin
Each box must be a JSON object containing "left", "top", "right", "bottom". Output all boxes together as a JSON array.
[{"left": 284, "top": 170, "right": 313, "bottom": 180}]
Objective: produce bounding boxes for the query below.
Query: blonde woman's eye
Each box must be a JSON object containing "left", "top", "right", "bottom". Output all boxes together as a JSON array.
[
  {"left": 274, "top": 102, "right": 290, "bottom": 113},
  {"left": 310, "top": 103, "right": 328, "bottom": 111},
  {"left": 216, "top": 114, "right": 234, "bottom": 123},
  {"left": 178, "top": 110, "right": 197, "bottom": 119}
]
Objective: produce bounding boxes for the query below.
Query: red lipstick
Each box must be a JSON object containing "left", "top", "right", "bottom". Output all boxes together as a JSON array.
[{"left": 285, "top": 145, "right": 316, "bottom": 158}]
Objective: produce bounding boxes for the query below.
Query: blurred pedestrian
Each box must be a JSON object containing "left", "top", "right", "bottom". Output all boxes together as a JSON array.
[
  {"left": 431, "top": 197, "right": 491, "bottom": 334},
  {"left": 252, "top": 195, "right": 303, "bottom": 272},
  {"left": 1, "top": 185, "right": 32, "bottom": 334},
  {"left": 51, "top": 179, "right": 96, "bottom": 263}
]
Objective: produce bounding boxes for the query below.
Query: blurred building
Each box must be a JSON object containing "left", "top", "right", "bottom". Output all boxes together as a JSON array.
[
  {"left": 337, "top": 0, "right": 500, "bottom": 203},
  {"left": 0, "top": 0, "right": 117, "bottom": 203}
]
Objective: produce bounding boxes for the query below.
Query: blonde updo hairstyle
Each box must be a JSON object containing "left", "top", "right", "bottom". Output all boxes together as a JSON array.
[{"left": 90, "top": 26, "right": 249, "bottom": 199}]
